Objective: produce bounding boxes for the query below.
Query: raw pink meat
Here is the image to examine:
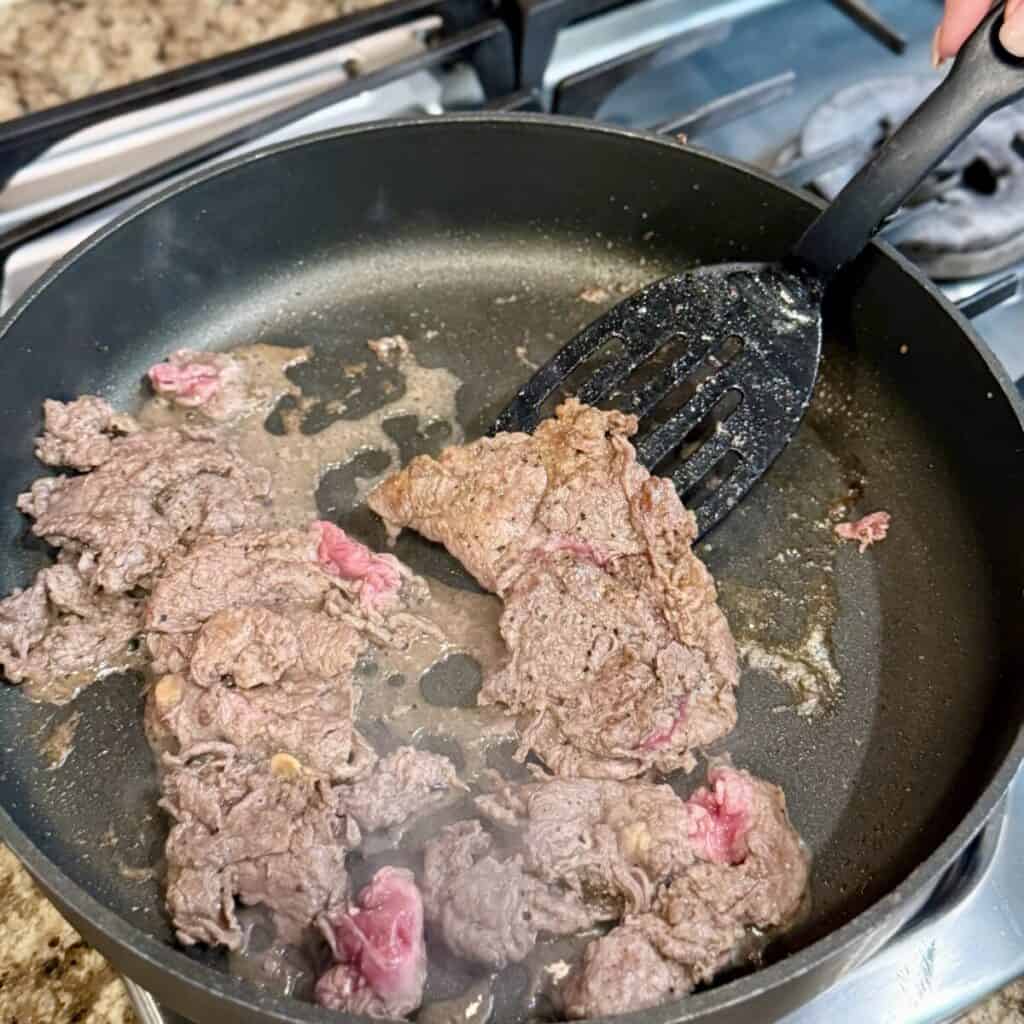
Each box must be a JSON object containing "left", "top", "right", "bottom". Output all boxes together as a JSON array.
[
  {"left": 687, "top": 766, "right": 753, "bottom": 865},
  {"left": 835, "top": 510, "right": 891, "bottom": 553},
  {"left": 638, "top": 697, "right": 689, "bottom": 752},
  {"left": 533, "top": 534, "right": 610, "bottom": 567},
  {"left": 148, "top": 351, "right": 224, "bottom": 406},
  {"left": 313, "top": 521, "right": 402, "bottom": 610},
  {"left": 316, "top": 867, "right": 426, "bottom": 1018}
]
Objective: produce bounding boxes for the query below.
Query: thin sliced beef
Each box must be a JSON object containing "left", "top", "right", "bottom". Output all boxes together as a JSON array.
[
  {"left": 563, "top": 927, "right": 691, "bottom": 1018},
  {"left": 146, "top": 607, "right": 370, "bottom": 781},
  {"left": 835, "top": 510, "right": 891, "bottom": 552},
  {"left": 18, "top": 427, "right": 271, "bottom": 593},
  {"left": 145, "top": 528, "right": 328, "bottom": 635},
  {"left": 426, "top": 765, "right": 807, "bottom": 986},
  {"left": 161, "top": 747, "right": 358, "bottom": 949},
  {"left": 476, "top": 776, "right": 700, "bottom": 916},
  {"left": 562, "top": 766, "right": 809, "bottom": 1018},
  {"left": 485, "top": 551, "right": 735, "bottom": 777},
  {"left": 422, "top": 820, "right": 595, "bottom": 969},
  {"left": 34, "top": 396, "right": 138, "bottom": 471},
  {"left": 339, "top": 747, "right": 460, "bottom": 833},
  {"left": 369, "top": 400, "right": 737, "bottom": 778},
  {"left": 369, "top": 399, "right": 648, "bottom": 594},
  {"left": 0, "top": 562, "right": 141, "bottom": 696},
  {"left": 316, "top": 867, "right": 427, "bottom": 1018},
  {"left": 145, "top": 524, "right": 423, "bottom": 637},
  {"left": 148, "top": 349, "right": 247, "bottom": 421}
]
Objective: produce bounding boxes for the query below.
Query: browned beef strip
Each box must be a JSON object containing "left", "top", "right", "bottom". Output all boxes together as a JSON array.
[
  {"left": 0, "top": 562, "right": 142, "bottom": 695},
  {"left": 161, "top": 747, "right": 358, "bottom": 949},
  {"left": 34, "top": 397, "right": 139, "bottom": 471},
  {"left": 145, "top": 606, "right": 370, "bottom": 782},
  {"left": 485, "top": 551, "right": 736, "bottom": 778},
  {"left": 18, "top": 427, "right": 271, "bottom": 593},
  {"left": 338, "top": 747, "right": 460, "bottom": 833},
  {"left": 476, "top": 776, "right": 699, "bottom": 916},
  {"left": 564, "top": 926, "right": 691, "bottom": 1018},
  {"left": 425, "top": 765, "right": 807, "bottom": 993},
  {"left": 143, "top": 528, "right": 440, "bottom": 787},
  {"left": 149, "top": 525, "right": 372, "bottom": 639},
  {"left": 421, "top": 820, "right": 594, "bottom": 969},
  {"left": 369, "top": 399, "right": 738, "bottom": 779},
  {"left": 144, "top": 529, "right": 329, "bottom": 635},
  {"left": 369, "top": 399, "right": 648, "bottom": 594},
  {"left": 562, "top": 768, "right": 809, "bottom": 1018}
]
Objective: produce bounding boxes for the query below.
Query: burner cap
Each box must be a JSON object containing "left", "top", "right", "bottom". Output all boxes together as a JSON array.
[{"left": 796, "top": 74, "right": 1024, "bottom": 280}]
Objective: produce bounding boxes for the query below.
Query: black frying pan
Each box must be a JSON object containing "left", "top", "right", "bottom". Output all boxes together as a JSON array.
[{"left": 0, "top": 116, "right": 1022, "bottom": 1024}]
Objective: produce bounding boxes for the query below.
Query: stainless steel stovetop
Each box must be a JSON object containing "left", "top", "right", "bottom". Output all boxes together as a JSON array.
[{"left": 1, "top": 1, "right": 1022, "bottom": 1021}]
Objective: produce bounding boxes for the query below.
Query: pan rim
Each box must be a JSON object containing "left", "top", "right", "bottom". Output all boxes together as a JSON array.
[{"left": 1, "top": 111, "right": 1022, "bottom": 1024}]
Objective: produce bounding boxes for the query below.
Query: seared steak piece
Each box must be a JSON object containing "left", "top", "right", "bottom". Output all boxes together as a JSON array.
[
  {"left": 144, "top": 524, "right": 434, "bottom": 779},
  {"left": 34, "top": 396, "right": 138, "bottom": 471},
  {"left": 161, "top": 746, "right": 358, "bottom": 949},
  {"left": 369, "top": 399, "right": 737, "bottom": 778},
  {"left": 316, "top": 867, "right": 427, "bottom": 1018},
  {"left": 0, "top": 561, "right": 141, "bottom": 697},
  {"left": 369, "top": 400, "right": 648, "bottom": 594},
  {"left": 563, "top": 765, "right": 809, "bottom": 1018},
  {"left": 148, "top": 349, "right": 247, "bottom": 421},
  {"left": 563, "top": 927, "right": 691, "bottom": 1018},
  {"left": 145, "top": 606, "right": 370, "bottom": 781},
  {"left": 0, "top": 398, "right": 274, "bottom": 696},
  {"left": 18, "top": 427, "right": 271, "bottom": 593},
  {"left": 422, "top": 820, "right": 595, "bottom": 969},
  {"left": 338, "top": 747, "right": 460, "bottom": 833}
]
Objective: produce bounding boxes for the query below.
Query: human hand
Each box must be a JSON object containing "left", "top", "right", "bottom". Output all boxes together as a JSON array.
[{"left": 934, "top": 0, "right": 1024, "bottom": 63}]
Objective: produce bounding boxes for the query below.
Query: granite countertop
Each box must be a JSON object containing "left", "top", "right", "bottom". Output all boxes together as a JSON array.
[
  {"left": 1, "top": 836, "right": 1021, "bottom": 1024},
  {"left": 0, "top": 843, "right": 136, "bottom": 1023},
  {"left": 0, "top": 0, "right": 388, "bottom": 124}
]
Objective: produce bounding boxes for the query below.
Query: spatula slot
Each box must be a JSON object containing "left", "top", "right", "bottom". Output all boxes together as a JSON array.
[
  {"left": 649, "top": 387, "right": 743, "bottom": 477},
  {"left": 679, "top": 449, "right": 743, "bottom": 510},
  {"left": 638, "top": 332, "right": 746, "bottom": 432},
  {"left": 605, "top": 332, "right": 686, "bottom": 398},
  {"left": 543, "top": 334, "right": 627, "bottom": 418},
  {"left": 679, "top": 387, "right": 743, "bottom": 459}
]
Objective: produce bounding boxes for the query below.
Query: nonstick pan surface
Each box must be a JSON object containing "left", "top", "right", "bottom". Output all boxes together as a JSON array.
[{"left": 0, "top": 116, "right": 1022, "bottom": 1024}]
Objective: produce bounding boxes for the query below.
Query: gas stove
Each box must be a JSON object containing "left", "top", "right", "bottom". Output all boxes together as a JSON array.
[{"left": 1, "top": 1, "right": 1022, "bottom": 1022}]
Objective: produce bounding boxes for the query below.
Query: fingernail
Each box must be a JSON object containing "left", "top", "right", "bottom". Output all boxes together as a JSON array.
[
  {"left": 1000, "top": 15, "right": 1024, "bottom": 57},
  {"left": 931, "top": 25, "right": 945, "bottom": 68}
]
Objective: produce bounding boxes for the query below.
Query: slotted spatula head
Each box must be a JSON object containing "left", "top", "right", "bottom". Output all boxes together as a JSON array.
[
  {"left": 493, "top": 265, "right": 823, "bottom": 538},
  {"left": 493, "top": 3, "right": 1024, "bottom": 538}
]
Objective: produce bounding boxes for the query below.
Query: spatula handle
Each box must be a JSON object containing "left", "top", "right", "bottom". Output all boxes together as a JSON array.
[{"left": 792, "top": 1, "right": 1024, "bottom": 279}]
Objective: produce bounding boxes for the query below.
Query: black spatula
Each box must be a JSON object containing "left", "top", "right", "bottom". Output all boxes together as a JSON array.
[{"left": 494, "top": 3, "right": 1024, "bottom": 538}]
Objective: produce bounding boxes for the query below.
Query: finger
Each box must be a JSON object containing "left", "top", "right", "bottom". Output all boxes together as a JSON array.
[
  {"left": 1000, "top": 3, "right": 1024, "bottom": 56},
  {"left": 936, "top": 0, "right": 991, "bottom": 60}
]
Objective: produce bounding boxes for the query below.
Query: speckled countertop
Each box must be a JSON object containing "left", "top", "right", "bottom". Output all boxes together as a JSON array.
[
  {"left": 0, "top": 0, "right": 389, "bottom": 123},
  {"left": 0, "top": 843, "right": 136, "bottom": 1023}
]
